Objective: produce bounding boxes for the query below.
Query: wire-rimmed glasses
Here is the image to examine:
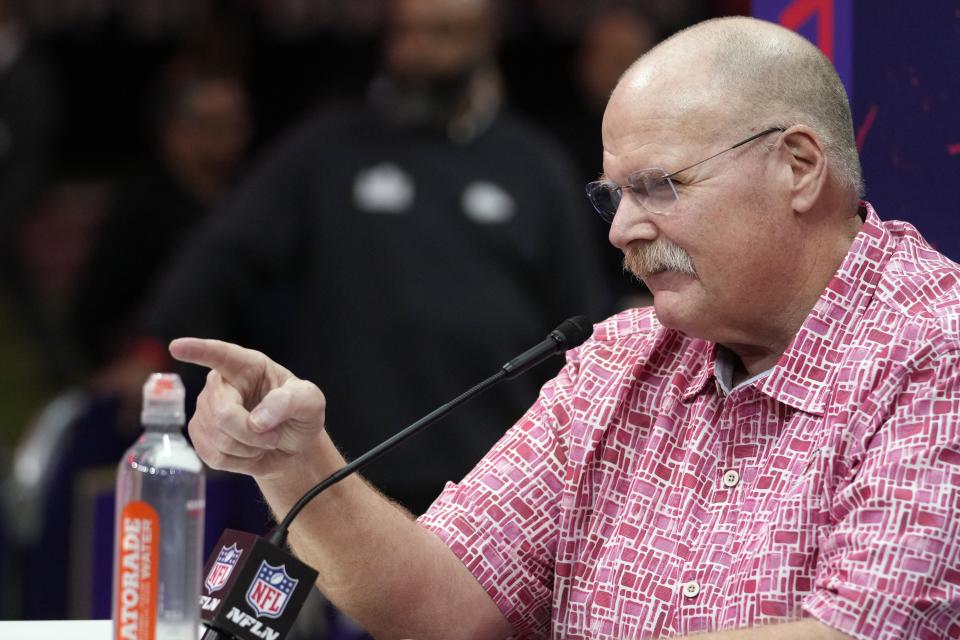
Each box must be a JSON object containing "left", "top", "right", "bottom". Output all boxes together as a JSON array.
[{"left": 585, "top": 126, "right": 785, "bottom": 222}]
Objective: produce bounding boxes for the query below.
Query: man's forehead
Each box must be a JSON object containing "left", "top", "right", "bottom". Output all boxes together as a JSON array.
[
  {"left": 599, "top": 50, "right": 738, "bottom": 175},
  {"left": 602, "top": 91, "right": 723, "bottom": 154},
  {"left": 614, "top": 60, "right": 721, "bottom": 113}
]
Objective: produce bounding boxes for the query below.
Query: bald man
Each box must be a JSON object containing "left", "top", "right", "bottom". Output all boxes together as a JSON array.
[{"left": 171, "top": 17, "right": 960, "bottom": 640}]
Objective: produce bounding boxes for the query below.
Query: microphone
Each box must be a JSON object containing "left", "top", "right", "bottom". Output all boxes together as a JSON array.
[
  {"left": 197, "top": 316, "right": 592, "bottom": 640},
  {"left": 502, "top": 315, "right": 593, "bottom": 378}
]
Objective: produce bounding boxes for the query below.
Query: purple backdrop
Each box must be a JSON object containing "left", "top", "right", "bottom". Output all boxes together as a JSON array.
[{"left": 752, "top": 0, "right": 960, "bottom": 259}]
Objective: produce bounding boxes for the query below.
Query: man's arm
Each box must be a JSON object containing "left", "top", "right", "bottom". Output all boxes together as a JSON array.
[
  {"left": 170, "top": 338, "right": 513, "bottom": 640},
  {"left": 678, "top": 619, "right": 852, "bottom": 639}
]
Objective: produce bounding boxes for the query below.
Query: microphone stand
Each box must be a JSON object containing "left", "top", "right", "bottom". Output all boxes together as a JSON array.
[
  {"left": 199, "top": 316, "right": 591, "bottom": 640},
  {"left": 267, "top": 314, "right": 589, "bottom": 546},
  {"left": 266, "top": 368, "right": 507, "bottom": 546}
]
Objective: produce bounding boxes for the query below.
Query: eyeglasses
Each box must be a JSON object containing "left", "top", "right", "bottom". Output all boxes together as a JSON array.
[{"left": 584, "top": 126, "right": 785, "bottom": 222}]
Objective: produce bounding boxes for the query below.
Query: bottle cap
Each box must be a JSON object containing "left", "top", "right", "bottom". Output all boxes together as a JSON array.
[{"left": 141, "top": 373, "right": 186, "bottom": 426}]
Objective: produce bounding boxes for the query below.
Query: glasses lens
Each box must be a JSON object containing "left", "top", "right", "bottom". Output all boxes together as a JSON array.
[
  {"left": 585, "top": 181, "right": 619, "bottom": 222},
  {"left": 631, "top": 169, "right": 679, "bottom": 214}
]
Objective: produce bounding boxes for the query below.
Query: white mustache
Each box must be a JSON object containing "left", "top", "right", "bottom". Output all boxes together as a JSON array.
[{"left": 624, "top": 238, "right": 697, "bottom": 280}]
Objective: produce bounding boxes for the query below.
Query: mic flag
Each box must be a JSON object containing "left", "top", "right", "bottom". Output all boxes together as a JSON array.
[{"left": 199, "top": 529, "right": 318, "bottom": 640}]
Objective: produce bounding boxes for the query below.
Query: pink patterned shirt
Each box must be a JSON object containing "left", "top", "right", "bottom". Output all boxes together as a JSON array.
[{"left": 418, "top": 204, "right": 960, "bottom": 639}]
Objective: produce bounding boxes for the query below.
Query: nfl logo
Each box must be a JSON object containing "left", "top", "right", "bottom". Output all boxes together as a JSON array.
[
  {"left": 205, "top": 543, "right": 243, "bottom": 594},
  {"left": 245, "top": 561, "right": 299, "bottom": 619}
]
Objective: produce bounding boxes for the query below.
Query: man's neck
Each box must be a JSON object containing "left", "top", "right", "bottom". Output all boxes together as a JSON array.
[
  {"left": 727, "top": 208, "right": 865, "bottom": 381},
  {"left": 729, "top": 344, "right": 785, "bottom": 384},
  {"left": 715, "top": 345, "right": 774, "bottom": 392}
]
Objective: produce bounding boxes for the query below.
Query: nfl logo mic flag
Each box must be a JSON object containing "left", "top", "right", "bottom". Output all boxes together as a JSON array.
[
  {"left": 199, "top": 530, "right": 318, "bottom": 640},
  {"left": 245, "top": 561, "right": 299, "bottom": 619},
  {"left": 206, "top": 543, "right": 243, "bottom": 594}
]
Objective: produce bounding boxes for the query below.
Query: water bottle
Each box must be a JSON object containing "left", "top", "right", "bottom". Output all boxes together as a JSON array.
[{"left": 112, "top": 373, "right": 205, "bottom": 640}]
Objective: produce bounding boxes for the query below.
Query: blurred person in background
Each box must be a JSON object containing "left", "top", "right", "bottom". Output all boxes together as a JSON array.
[
  {"left": 573, "top": 4, "right": 660, "bottom": 170},
  {"left": 0, "top": 0, "right": 60, "bottom": 457},
  {"left": 0, "top": 0, "right": 59, "bottom": 272},
  {"left": 98, "top": 0, "right": 606, "bottom": 518},
  {"left": 545, "top": 3, "right": 662, "bottom": 309},
  {"left": 71, "top": 59, "right": 253, "bottom": 370}
]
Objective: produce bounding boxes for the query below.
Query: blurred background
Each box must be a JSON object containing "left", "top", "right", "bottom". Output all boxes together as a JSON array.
[{"left": 0, "top": 0, "right": 957, "bottom": 635}]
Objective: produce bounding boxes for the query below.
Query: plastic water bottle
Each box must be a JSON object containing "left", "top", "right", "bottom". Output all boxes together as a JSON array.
[{"left": 112, "top": 373, "right": 205, "bottom": 640}]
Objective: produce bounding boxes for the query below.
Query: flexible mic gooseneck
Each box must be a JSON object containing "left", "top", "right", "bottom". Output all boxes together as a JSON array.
[
  {"left": 199, "top": 316, "right": 592, "bottom": 640},
  {"left": 266, "top": 315, "right": 592, "bottom": 547}
]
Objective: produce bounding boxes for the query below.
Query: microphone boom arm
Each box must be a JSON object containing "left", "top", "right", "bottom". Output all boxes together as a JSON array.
[
  {"left": 267, "top": 368, "right": 507, "bottom": 546},
  {"left": 266, "top": 315, "right": 591, "bottom": 547}
]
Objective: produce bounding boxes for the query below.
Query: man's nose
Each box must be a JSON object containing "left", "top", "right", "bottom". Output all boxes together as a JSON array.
[{"left": 608, "top": 197, "right": 659, "bottom": 252}]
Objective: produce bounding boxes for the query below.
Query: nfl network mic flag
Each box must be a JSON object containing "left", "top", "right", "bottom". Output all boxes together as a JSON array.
[{"left": 200, "top": 529, "right": 318, "bottom": 640}]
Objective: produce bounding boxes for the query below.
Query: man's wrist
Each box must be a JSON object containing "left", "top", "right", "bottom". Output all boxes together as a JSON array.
[{"left": 256, "top": 430, "right": 347, "bottom": 510}]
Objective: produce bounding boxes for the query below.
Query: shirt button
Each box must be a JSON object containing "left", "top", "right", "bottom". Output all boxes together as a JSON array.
[
  {"left": 682, "top": 580, "right": 701, "bottom": 598},
  {"left": 722, "top": 469, "right": 740, "bottom": 488}
]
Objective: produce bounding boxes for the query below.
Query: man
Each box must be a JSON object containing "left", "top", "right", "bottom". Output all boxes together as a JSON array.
[
  {"left": 104, "top": 0, "right": 603, "bottom": 514},
  {"left": 171, "top": 16, "right": 960, "bottom": 640}
]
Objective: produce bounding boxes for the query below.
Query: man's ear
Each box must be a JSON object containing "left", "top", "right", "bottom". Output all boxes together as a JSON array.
[{"left": 780, "top": 125, "right": 827, "bottom": 214}]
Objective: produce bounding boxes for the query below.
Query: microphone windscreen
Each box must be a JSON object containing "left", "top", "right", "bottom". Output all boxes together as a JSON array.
[{"left": 552, "top": 316, "right": 593, "bottom": 350}]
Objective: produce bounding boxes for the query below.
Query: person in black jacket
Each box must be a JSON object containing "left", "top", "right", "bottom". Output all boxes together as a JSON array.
[{"left": 104, "top": 0, "right": 608, "bottom": 516}]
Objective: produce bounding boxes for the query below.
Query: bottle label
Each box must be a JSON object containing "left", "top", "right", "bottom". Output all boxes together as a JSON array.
[{"left": 114, "top": 501, "right": 159, "bottom": 640}]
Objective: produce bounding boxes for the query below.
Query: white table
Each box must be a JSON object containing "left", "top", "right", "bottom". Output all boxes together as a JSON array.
[
  {"left": 0, "top": 620, "right": 109, "bottom": 638},
  {"left": 0, "top": 620, "right": 206, "bottom": 638}
]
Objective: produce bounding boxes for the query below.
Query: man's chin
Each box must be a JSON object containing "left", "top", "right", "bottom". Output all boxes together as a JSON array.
[
  {"left": 649, "top": 292, "right": 701, "bottom": 337},
  {"left": 641, "top": 270, "right": 697, "bottom": 293}
]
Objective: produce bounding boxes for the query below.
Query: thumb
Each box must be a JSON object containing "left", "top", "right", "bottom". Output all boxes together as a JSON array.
[
  {"left": 248, "top": 378, "right": 326, "bottom": 433},
  {"left": 248, "top": 387, "right": 292, "bottom": 432}
]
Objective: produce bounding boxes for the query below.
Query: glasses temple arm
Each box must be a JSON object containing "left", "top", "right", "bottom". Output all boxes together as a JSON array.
[{"left": 664, "top": 126, "right": 786, "bottom": 179}]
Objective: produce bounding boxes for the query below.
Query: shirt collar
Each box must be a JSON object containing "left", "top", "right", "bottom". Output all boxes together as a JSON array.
[
  {"left": 758, "top": 202, "right": 894, "bottom": 414},
  {"left": 680, "top": 341, "right": 773, "bottom": 401},
  {"left": 681, "top": 338, "right": 717, "bottom": 400},
  {"left": 714, "top": 345, "right": 774, "bottom": 395}
]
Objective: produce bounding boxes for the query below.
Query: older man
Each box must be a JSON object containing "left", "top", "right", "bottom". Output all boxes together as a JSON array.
[{"left": 171, "top": 16, "right": 960, "bottom": 640}]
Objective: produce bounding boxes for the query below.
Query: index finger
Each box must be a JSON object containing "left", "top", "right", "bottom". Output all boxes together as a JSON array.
[{"left": 169, "top": 338, "right": 263, "bottom": 381}]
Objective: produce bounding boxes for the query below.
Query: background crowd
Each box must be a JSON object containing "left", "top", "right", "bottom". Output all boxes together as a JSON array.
[{"left": 0, "top": 0, "right": 744, "bottom": 629}]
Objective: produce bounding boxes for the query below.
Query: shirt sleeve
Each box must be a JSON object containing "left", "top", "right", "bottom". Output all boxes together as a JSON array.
[
  {"left": 417, "top": 352, "right": 583, "bottom": 638},
  {"left": 803, "top": 348, "right": 960, "bottom": 639}
]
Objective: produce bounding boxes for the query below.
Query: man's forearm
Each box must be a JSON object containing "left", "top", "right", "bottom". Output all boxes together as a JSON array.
[
  {"left": 256, "top": 430, "right": 413, "bottom": 596},
  {"left": 256, "top": 432, "right": 510, "bottom": 640},
  {"left": 680, "top": 619, "right": 852, "bottom": 640}
]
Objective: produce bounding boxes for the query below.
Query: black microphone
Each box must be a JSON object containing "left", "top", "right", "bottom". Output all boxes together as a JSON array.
[
  {"left": 502, "top": 315, "right": 593, "bottom": 378},
  {"left": 197, "top": 316, "right": 592, "bottom": 640}
]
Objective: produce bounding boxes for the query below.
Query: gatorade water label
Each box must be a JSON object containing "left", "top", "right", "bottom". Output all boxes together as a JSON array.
[{"left": 114, "top": 501, "right": 160, "bottom": 640}]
